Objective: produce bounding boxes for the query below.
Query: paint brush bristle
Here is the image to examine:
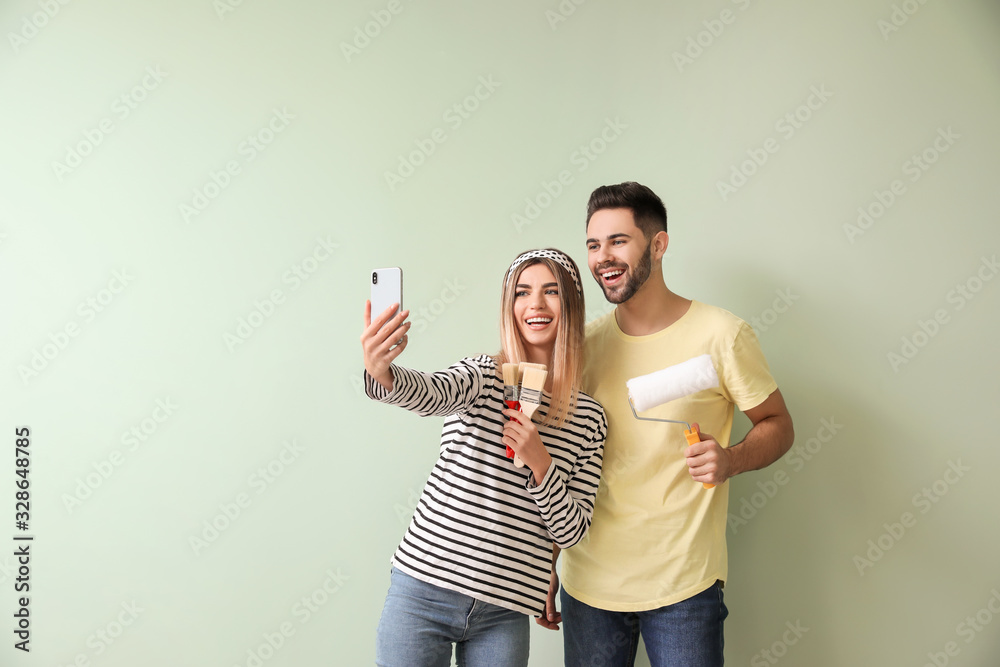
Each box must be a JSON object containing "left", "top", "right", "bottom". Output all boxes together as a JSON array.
[
  {"left": 518, "top": 365, "right": 547, "bottom": 417},
  {"left": 502, "top": 362, "right": 520, "bottom": 402}
]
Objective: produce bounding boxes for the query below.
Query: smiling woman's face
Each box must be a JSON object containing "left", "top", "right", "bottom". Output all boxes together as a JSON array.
[{"left": 512, "top": 262, "right": 561, "bottom": 359}]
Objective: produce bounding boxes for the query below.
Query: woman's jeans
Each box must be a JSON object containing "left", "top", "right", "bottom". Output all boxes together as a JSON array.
[{"left": 376, "top": 568, "right": 529, "bottom": 667}]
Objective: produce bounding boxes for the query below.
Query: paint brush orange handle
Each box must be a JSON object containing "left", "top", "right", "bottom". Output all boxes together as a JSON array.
[{"left": 685, "top": 426, "right": 714, "bottom": 489}]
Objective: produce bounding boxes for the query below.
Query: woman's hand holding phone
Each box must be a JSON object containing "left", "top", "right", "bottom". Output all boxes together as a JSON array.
[{"left": 361, "top": 301, "right": 411, "bottom": 392}]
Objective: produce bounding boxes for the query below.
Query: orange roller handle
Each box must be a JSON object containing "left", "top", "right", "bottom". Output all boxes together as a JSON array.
[{"left": 684, "top": 426, "right": 714, "bottom": 489}]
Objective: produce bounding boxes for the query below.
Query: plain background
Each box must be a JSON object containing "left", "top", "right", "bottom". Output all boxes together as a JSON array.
[{"left": 2, "top": 0, "right": 999, "bottom": 665}]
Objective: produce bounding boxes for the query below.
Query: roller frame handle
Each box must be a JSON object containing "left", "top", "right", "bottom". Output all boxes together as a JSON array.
[{"left": 684, "top": 426, "right": 714, "bottom": 489}]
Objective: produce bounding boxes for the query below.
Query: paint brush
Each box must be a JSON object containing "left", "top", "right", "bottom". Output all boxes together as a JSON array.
[
  {"left": 514, "top": 364, "right": 548, "bottom": 469},
  {"left": 501, "top": 362, "right": 521, "bottom": 461}
]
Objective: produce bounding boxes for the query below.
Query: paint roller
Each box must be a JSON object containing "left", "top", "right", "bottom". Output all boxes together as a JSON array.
[{"left": 626, "top": 354, "right": 720, "bottom": 489}]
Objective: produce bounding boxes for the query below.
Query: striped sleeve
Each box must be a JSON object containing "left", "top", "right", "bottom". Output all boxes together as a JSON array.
[
  {"left": 365, "top": 357, "right": 489, "bottom": 417},
  {"left": 525, "top": 399, "right": 607, "bottom": 549}
]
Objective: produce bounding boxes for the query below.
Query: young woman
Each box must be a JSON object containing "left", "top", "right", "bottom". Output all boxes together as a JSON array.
[{"left": 361, "top": 248, "right": 607, "bottom": 667}]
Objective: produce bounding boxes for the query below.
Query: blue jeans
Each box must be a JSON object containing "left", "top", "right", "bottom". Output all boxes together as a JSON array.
[
  {"left": 560, "top": 582, "right": 728, "bottom": 667},
  {"left": 376, "top": 568, "right": 530, "bottom": 667}
]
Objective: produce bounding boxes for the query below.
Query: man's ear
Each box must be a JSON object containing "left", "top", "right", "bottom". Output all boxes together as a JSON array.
[{"left": 651, "top": 231, "right": 669, "bottom": 261}]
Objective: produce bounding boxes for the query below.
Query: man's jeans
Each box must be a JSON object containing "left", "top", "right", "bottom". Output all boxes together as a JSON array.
[{"left": 561, "top": 581, "right": 728, "bottom": 666}]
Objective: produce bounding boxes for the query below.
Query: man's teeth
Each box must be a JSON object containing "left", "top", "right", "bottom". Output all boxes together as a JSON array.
[{"left": 603, "top": 269, "right": 624, "bottom": 279}]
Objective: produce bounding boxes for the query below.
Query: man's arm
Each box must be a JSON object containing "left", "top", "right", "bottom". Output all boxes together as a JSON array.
[
  {"left": 686, "top": 388, "right": 794, "bottom": 485},
  {"left": 726, "top": 388, "right": 794, "bottom": 477},
  {"left": 535, "top": 544, "right": 562, "bottom": 630}
]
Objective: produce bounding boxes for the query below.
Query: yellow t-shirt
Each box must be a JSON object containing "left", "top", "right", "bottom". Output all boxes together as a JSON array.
[{"left": 562, "top": 300, "right": 777, "bottom": 611}]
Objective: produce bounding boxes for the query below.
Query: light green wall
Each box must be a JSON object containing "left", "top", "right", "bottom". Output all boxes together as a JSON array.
[{"left": 2, "top": 1, "right": 999, "bottom": 665}]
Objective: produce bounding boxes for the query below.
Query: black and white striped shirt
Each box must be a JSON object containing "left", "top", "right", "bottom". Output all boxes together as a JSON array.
[{"left": 366, "top": 355, "right": 606, "bottom": 617}]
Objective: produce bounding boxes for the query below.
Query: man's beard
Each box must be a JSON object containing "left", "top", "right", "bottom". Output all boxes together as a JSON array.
[{"left": 598, "top": 243, "right": 652, "bottom": 304}]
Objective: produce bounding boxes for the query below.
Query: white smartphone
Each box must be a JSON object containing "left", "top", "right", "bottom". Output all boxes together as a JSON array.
[{"left": 370, "top": 267, "right": 403, "bottom": 332}]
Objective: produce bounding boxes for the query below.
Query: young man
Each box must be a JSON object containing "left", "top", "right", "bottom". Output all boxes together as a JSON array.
[{"left": 539, "top": 182, "right": 794, "bottom": 666}]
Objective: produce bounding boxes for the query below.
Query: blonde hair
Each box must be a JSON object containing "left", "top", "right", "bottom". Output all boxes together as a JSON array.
[{"left": 495, "top": 251, "right": 586, "bottom": 428}]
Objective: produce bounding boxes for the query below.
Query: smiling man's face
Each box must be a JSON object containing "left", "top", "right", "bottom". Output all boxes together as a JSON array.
[{"left": 586, "top": 207, "right": 653, "bottom": 304}]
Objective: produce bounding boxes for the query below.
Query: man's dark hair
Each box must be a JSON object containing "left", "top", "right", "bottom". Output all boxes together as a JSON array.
[{"left": 586, "top": 182, "right": 667, "bottom": 239}]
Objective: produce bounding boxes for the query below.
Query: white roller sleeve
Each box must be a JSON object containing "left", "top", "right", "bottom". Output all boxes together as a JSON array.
[{"left": 626, "top": 354, "right": 719, "bottom": 412}]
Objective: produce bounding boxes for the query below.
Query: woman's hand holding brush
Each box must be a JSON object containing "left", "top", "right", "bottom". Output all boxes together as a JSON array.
[
  {"left": 684, "top": 423, "right": 732, "bottom": 487},
  {"left": 501, "top": 408, "right": 552, "bottom": 485},
  {"left": 361, "top": 301, "right": 411, "bottom": 392}
]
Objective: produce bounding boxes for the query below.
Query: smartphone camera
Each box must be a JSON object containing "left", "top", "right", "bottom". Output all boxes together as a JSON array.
[{"left": 372, "top": 272, "right": 378, "bottom": 285}]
